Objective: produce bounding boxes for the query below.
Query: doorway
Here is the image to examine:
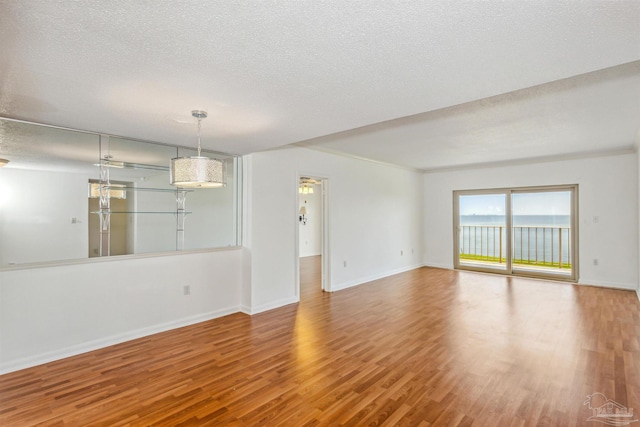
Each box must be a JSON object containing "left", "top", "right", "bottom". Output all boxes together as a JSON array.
[{"left": 297, "top": 176, "right": 328, "bottom": 298}]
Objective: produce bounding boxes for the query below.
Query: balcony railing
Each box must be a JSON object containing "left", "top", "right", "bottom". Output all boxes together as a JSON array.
[{"left": 459, "top": 225, "right": 571, "bottom": 270}]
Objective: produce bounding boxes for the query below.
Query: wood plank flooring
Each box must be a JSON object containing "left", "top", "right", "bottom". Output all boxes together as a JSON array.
[{"left": 1, "top": 257, "right": 639, "bottom": 426}]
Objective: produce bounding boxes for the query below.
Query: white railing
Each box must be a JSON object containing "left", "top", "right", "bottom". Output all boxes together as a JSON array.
[{"left": 460, "top": 225, "right": 571, "bottom": 269}]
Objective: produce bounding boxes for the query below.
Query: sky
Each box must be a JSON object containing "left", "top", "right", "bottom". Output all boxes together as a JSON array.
[{"left": 459, "top": 191, "right": 571, "bottom": 216}]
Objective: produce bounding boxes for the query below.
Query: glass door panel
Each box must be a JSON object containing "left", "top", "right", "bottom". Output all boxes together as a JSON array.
[
  {"left": 456, "top": 193, "right": 508, "bottom": 272},
  {"left": 511, "top": 190, "right": 574, "bottom": 279}
]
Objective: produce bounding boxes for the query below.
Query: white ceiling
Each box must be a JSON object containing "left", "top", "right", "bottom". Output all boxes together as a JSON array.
[{"left": 1, "top": 1, "right": 639, "bottom": 171}]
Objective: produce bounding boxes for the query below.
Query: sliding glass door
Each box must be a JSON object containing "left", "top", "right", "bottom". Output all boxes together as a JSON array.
[{"left": 454, "top": 185, "right": 578, "bottom": 281}]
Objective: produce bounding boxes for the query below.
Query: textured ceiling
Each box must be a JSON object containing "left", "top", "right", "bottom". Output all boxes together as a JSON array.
[
  {"left": 0, "top": 1, "right": 639, "bottom": 171},
  {"left": 299, "top": 61, "right": 640, "bottom": 171}
]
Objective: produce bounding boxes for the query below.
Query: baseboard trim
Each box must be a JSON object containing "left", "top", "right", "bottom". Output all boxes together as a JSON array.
[
  {"left": 577, "top": 278, "right": 637, "bottom": 291},
  {"left": 331, "top": 264, "right": 423, "bottom": 292},
  {"left": 426, "top": 265, "right": 639, "bottom": 293},
  {"left": 241, "top": 296, "right": 299, "bottom": 315},
  {"left": 0, "top": 307, "right": 240, "bottom": 375},
  {"left": 422, "top": 262, "right": 453, "bottom": 270}
]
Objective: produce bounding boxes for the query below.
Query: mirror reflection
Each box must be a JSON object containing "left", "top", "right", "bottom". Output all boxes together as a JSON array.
[{"left": 0, "top": 118, "right": 241, "bottom": 268}]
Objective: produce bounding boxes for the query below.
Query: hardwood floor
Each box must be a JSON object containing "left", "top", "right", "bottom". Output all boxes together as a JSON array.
[{"left": 1, "top": 258, "right": 639, "bottom": 426}]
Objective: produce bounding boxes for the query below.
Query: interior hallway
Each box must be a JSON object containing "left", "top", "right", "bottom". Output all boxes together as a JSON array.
[{"left": 300, "top": 255, "right": 323, "bottom": 300}]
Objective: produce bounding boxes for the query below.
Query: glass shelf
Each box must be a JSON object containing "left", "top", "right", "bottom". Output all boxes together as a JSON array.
[
  {"left": 95, "top": 160, "right": 169, "bottom": 171},
  {"left": 99, "top": 185, "right": 193, "bottom": 193},
  {"left": 91, "top": 211, "right": 192, "bottom": 215}
]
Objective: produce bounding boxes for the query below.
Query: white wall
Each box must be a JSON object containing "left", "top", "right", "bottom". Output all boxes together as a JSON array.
[
  {"left": 0, "top": 249, "right": 242, "bottom": 374},
  {"left": 243, "top": 146, "right": 424, "bottom": 313},
  {"left": 423, "top": 153, "right": 638, "bottom": 290},
  {"left": 0, "top": 168, "right": 90, "bottom": 266},
  {"left": 299, "top": 184, "right": 322, "bottom": 257},
  {"left": 637, "top": 147, "right": 640, "bottom": 300}
]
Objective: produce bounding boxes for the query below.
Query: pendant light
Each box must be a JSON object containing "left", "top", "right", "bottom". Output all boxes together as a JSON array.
[{"left": 170, "top": 110, "right": 225, "bottom": 188}]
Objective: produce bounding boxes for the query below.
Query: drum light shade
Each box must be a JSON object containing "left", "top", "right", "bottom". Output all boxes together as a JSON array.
[
  {"left": 170, "top": 156, "right": 225, "bottom": 188},
  {"left": 170, "top": 110, "right": 226, "bottom": 188}
]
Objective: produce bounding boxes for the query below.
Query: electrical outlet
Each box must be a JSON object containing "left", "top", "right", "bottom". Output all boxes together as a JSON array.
[
  {"left": 343, "top": 260, "right": 347, "bottom": 268},
  {"left": 400, "top": 250, "right": 403, "bottom": 256},
  {"left": 593, "top": 259, "right": 599, "bottom": 266},
  {"left": 183, "top": 285, "right": 191, "bottom": 295}
]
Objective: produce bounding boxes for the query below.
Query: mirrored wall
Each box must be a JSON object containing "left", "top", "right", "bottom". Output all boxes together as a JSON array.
[{"left": 0, "top": 118, "right": 241, "bottom": 268}]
